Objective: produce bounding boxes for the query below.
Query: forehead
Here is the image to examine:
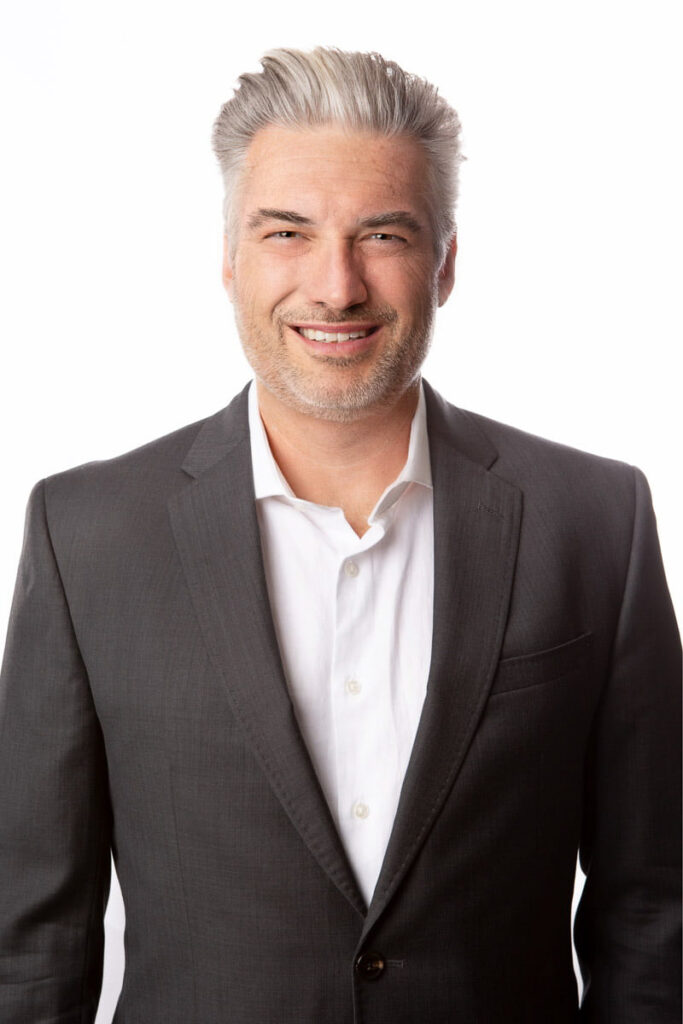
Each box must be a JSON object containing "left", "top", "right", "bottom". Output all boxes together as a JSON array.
[{"left": 239, "top": 124, "right": 430, "bottom": 223}]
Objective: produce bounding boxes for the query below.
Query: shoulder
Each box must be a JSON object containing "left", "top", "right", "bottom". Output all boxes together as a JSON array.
[
  {"left": 39, "top": 383, "right": 251, "bottom": 534},
  {"left": 424, "top": 382, "right": 642, "bottom": 543},
  {"left": 425, "top": 378, "right": 637, "bottom": 495},
  {"left": 43, "top": 414, "right": 207, "bottom": 513},
  {"left": 471, "top": 411, "right": 653, "bottom": 584},
  {"left": 464, "top": 406, "right": 637, "bottom": 494},
  {"left": 464, "top": 406, "right": 646, "bottom": 540}
]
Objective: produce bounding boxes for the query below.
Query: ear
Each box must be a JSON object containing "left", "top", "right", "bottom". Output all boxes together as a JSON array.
[
  {"left": 437, "top": 235, "right": 457, "bottom": 307},
  {"left": 222, "top": 234, "right": 235, "bottom": 300}
]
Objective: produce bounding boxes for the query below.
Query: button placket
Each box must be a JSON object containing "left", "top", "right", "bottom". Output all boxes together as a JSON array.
[{"left": 333, "top": 548, "right": 377, "bottom": 860}]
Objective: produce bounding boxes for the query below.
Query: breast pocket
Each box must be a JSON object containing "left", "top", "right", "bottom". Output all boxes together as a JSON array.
[{"left": 490, "top": 631, "right": 594, "bottom": 696}]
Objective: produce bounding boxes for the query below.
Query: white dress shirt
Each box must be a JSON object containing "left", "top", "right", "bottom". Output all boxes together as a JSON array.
[{"left": 248, "top": 381, "right": 434, "bottom": 906}]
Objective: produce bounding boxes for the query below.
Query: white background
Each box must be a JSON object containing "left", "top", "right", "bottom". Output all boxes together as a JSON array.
[{"left": 1, "top": 2, "right": 680, "bottom": 1019}]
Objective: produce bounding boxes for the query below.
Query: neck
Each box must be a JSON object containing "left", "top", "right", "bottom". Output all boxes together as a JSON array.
[{"left": 255, "top": 380, "right": 421, "bottom": 536}]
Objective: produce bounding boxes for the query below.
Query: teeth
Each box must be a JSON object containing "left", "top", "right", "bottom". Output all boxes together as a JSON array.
[{"left": 298, "top": 327, "right": 372, "bottom": 343}]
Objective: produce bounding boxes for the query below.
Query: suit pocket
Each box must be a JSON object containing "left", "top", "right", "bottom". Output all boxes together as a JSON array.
[{"left": 491, "top": 632, "right": 594, "bottom": 696}]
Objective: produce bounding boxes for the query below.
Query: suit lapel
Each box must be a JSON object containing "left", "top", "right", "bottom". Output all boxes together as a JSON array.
[
  {"left": 168, "top": 384, "right": 365, "bottom": 917},
  {"left": 362, "top": 383, "right": 522, "bottom": 937}
]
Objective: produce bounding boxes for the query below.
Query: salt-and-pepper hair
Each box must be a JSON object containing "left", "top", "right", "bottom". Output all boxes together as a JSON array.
[{"left": 212, "top": 47, "right": 463, "bottom": 263}]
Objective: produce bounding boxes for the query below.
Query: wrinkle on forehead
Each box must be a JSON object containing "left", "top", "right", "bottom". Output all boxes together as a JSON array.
[{"left": 240, "top": 124, "right": 431, "bottom": 229}]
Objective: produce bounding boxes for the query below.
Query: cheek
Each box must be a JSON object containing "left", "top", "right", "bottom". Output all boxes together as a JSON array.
[
  {"left": 365, "top": 258, "right": 435, "bottom": 312},
  {"left": 234, "top": 253, "right": 300, "bottom": 312}
]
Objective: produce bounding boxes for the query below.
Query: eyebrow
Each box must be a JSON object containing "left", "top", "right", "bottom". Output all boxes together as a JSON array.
[
  {"left": 358, "top": 211, "right": 423, "bottom": 234},
  {"left": 246, "top": 207, "right": 423, "bottom": 234},
  {"left": 247, "top": 208, "right": 314, "bottom": 229}
]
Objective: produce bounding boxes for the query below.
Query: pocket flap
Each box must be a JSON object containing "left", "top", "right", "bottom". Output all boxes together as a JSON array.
[{"left": 491, "top": 632, "right": 594, "bottom": 696}]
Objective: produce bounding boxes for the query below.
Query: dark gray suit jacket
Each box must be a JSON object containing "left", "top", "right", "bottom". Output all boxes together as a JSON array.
[{"left": 0, "top": 381, "right": 680, "bottom": 1023}]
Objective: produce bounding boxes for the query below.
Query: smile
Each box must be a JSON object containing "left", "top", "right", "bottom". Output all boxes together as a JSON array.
[{"left": 291, "top": 325, "right": 379, "bottom": 344}]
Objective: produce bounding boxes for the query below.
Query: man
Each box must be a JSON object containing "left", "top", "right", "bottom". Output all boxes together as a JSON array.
[{"left": 0, "top": 46, "right": 680, "bottom": 1023}]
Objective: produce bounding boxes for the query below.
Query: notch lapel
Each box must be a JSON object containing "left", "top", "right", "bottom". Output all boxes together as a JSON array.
[
  {"left": 168, "top": 385, "right": 365, "bottom": 917},
  {"left": 362, "top": 383, "right": 522, "bottom": 937}
]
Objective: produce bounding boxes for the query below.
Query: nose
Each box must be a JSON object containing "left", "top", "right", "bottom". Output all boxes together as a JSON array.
[{"left": 302, "top": 240, "right": 368, "bottom": 310}]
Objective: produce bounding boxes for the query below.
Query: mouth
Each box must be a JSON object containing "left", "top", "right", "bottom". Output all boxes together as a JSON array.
[
  {"left": 287, "top": 322, "right": 381, "bottom": 354},
  {"left": 293, "top": 325, "right": 378, "bottom": 343}
]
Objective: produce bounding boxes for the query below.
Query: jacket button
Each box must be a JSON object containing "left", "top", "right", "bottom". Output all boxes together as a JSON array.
[{"left": 355, "top": 951, "right": 386, "bottom": 981}]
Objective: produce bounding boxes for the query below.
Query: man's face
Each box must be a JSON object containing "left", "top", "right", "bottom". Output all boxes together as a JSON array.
[{"left": 223, "top": 124, "right": 456, "bottom": 421}]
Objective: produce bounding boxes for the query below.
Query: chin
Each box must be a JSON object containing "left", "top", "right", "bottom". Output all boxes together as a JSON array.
[{"left": 271, "top": 371, "right": 420, "bottom": 423}]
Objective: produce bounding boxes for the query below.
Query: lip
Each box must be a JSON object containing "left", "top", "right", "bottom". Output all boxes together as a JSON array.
[
  {"left": 287, "top": 323, "right": 382, "bottom": 356},
  {"left": 290, "top": 322, "right": 381, "bottom": 333}
]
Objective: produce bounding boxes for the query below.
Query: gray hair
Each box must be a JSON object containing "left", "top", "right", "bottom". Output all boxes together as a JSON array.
[{"left": 212, "top": 47, "right": 463, "bottom": 263}]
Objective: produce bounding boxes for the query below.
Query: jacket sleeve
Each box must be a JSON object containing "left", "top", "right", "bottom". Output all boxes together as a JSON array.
[
  {"left": 0, "top": 480, "right": 112, "bottom": 1023},
  {"left": 575, "top": 466, "right": 682, "bottom": 1021}
]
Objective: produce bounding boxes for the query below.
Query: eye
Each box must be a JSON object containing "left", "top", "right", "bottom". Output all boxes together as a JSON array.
[
  {"left": 367, "top": 232, "right": 405, "bottom": 243},
  {"left": 267, "top": 230, "right": 301, "bottom": 239}
]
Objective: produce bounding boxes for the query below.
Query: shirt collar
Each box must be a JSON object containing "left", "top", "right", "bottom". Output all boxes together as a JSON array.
[{"left": 247, "top": 379, "right": 432, "bottom": 516}]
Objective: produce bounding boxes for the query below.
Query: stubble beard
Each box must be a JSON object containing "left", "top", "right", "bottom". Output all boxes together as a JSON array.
[{"left": 233, "top": 295, "right": 437, "bottom": 424}]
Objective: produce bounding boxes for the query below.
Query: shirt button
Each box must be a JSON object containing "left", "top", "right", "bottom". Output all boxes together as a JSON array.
[
  {"left": 344, "top": 560, "right": 360, "bottom": 578},
  {"left": 345, "top": 678, "right": 362, "bottom": 695},
  {"left": 353, "top": 801, "right": 370, "bottom": 820}
]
